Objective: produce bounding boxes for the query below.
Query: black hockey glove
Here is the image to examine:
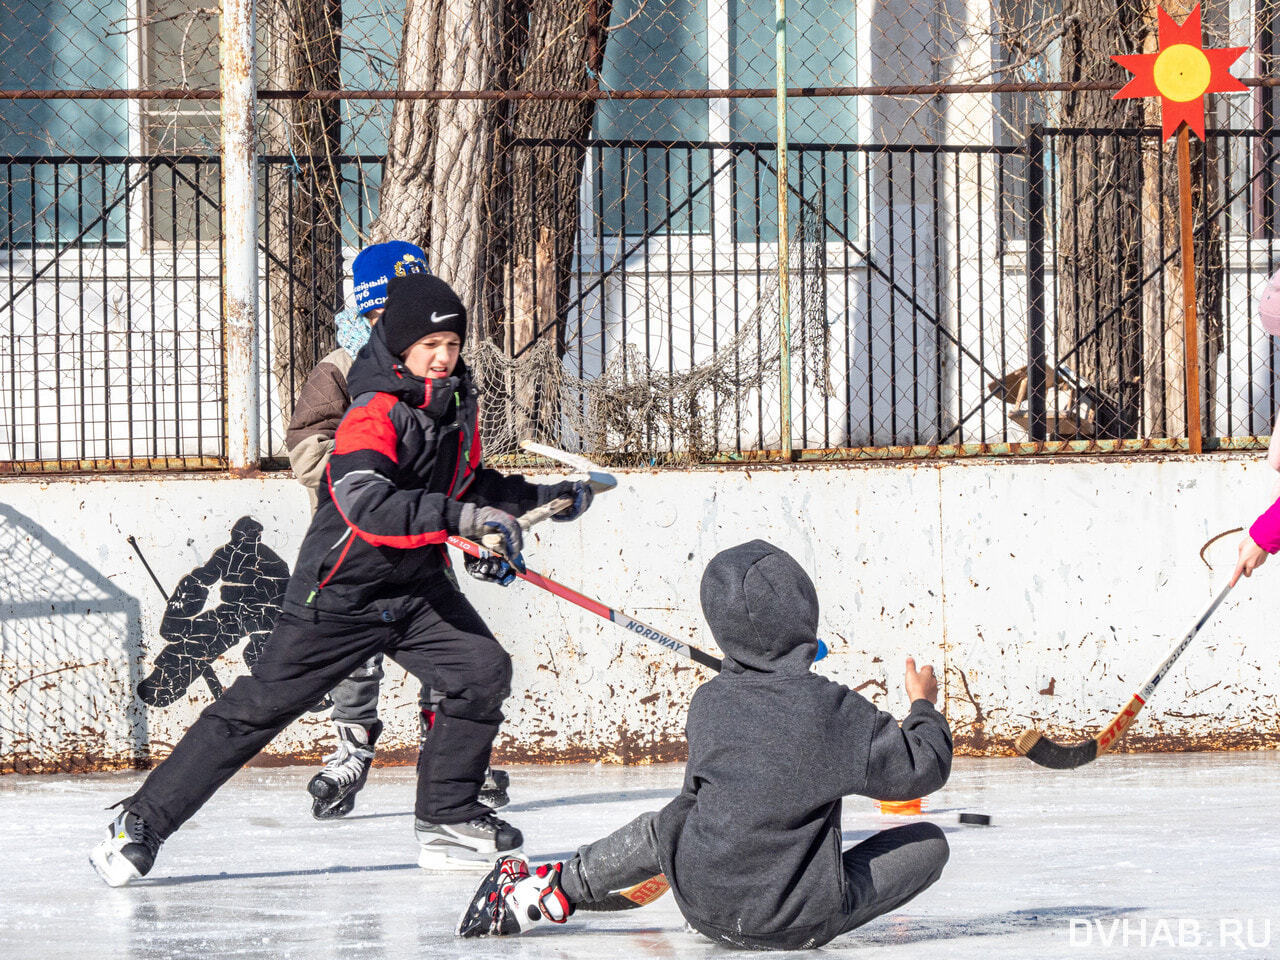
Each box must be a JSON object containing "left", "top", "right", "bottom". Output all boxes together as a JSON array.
[
  {"left": 464, "top": 553, "right": 516, "bottom": 587},
  {"left": 542, "top": 480, "right": 594, "bottom": 522},
  {"left": 457, "top": 504, "right": 526, "bottom": 573}
]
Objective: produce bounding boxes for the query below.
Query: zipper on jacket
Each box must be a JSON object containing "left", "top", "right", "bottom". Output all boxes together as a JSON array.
[{"left": 308, "top": 528, "right": 353, "bottom": 603}]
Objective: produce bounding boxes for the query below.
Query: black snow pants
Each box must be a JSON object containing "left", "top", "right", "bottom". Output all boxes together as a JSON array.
[
  {"left": 561, "top": 814, "right": 948, "bottom": 949},
  {"left": 125, "top": 583, "right": 512, "bottom": 839}
]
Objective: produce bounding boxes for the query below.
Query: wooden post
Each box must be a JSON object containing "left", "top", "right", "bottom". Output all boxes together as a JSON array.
[{"left": 1176, "top": 124, "right": 1202, "bottom": 454}]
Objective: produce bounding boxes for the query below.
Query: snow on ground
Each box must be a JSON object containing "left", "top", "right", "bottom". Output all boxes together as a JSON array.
[{"left": 3, "top": 751, "right": 1279, "bottom": 959}]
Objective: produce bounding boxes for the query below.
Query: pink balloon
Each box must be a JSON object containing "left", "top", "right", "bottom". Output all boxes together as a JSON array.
[{"left": 1262, "top": 268, "right": 1280, "bottom": 337}]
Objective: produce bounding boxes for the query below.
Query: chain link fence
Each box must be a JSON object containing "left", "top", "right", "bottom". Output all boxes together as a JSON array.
[{"left": 1, "top": 0, "right": 1278, "bottom": 470}]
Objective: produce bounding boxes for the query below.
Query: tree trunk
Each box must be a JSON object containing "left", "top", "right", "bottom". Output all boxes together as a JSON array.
[
  {"left": 1057, "top": 0, "right": 1224, "bottom": 441},
  {"left": 261, "top": 0, "right": 343, "bottom": 427},
  {"left": 373, "top": 0, "right": 611, "bottom": 450},
  {"left": 496, "top": 0, "right": 613, "bottom": 442},
  {"left": 1056, "top": 0, "right": 1148, "bottom": 438},
  {"left": 372, "top": 0, "right": 514, "bottom": 324}
]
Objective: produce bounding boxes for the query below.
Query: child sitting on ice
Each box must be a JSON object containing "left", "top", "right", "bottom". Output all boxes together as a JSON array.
[{"left": 457, "top": 539, "right": 952, "bottom": 949}]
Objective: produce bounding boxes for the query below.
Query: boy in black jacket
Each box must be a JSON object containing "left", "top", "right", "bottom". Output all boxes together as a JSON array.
[
  {"left": 459, "top": 539, "right": 951, "bottom": 949},
  {"left": 90, "top": 274, "right": 593, "bottom": 886}
]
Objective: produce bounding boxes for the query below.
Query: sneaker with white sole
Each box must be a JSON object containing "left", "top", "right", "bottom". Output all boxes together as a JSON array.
[
  {"left": 415, "top": 810, "right": 523, "bottom": 869},
  {"left": 89, "top": 809, "right": 162, "bottom": 887}
]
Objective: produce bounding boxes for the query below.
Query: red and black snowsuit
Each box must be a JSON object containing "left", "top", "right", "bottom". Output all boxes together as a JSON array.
[
  {"left": 286, "top": 323, "right": 545, "bottom": 620},
  {"left": 124, "top": 325, "right": 562, "bottom": 839}
]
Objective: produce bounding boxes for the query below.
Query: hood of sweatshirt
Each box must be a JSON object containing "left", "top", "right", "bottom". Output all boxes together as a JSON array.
[
  {"left": 698, "top": 539, "right": 820, "bottom": 676},
  {"left": 346, "top": 321, "right": 469, "bottom": 420}
]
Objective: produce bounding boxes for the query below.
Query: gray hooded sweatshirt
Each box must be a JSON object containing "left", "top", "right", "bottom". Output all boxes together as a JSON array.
[{"left": 654, "top": 540, "right": 953, "bottom": 950}]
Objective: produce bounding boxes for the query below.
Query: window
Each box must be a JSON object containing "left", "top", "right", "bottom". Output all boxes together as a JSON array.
[
  {"left": 727, "top": 0, "right": 859, "bottom": 243},
  {"left": 993, "top": 0, "right": 1058, "bottom": 245},
  {"left": 594, "top": 0, "right": 860, "bottom": 241},
  {"left": 0, "top": 0, "right": 129, "bottom": 246},
  {"left": 139, "top": 0, "right": 220, "bottom": 246},
  {"left": 595, "top": 0, "right": 711, "bottom": 236}
]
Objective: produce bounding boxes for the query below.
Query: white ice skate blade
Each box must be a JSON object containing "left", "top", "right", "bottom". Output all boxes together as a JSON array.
[
  {"left": 417, "top": 845, "right": 524, "bottom": 872},
  {"left": 89, "top": 844, "right": 142, "bottom": 887}
]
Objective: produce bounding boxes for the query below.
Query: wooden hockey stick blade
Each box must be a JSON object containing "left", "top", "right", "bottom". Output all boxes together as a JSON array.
[
  {"left": 520, "top": 440, "right": 618, "bottom": 492},
  {"left": 577, "top": 875, "right": 671, "bottom": 912},
  {"left": 1015, "top": 691, "right": 1149, "bottom": 770},
  {"left": 1015, "top": 582, "right": 1233, "bottom": 770},
  {"left": 1014, "top": 728, "right": 1098, "bottom": 770},
  {"left": 479, "top": 497, "right": 572, "bottom": 554}
]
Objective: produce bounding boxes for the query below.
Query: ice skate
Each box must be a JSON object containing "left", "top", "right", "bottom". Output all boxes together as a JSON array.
[
  {"left": 307, "top": 720, "right": 379, "bottom": 820},
  {"left": 456, "top": 857, "right": 572, "bottom": 937},
  {"left": 89, "top": 809, "right": 162, "bottom": 887},
  {"left": 415, "top": 810, "right": 523, "bottom": 869},
  {"left": 478, "top": 766, "right": 510, "bottom": 809}
]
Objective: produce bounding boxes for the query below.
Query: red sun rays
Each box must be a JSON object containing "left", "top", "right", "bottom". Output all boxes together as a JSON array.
[{"left": 1112, "top": 3, "right": 1247, "bottom": 141}]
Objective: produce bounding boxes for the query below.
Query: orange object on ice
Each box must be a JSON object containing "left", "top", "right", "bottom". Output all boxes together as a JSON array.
[{"left": 878, "top": 798, "right": 923, "bottom": 815}]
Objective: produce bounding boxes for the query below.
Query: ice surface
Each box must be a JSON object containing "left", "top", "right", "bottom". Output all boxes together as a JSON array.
[{"left": 3, "top": 752, "right": 1280, "bottom": 959}]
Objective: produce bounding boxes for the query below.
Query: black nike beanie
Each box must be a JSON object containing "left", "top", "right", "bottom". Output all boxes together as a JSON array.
[{"left": 381, "top": 273, "right": 467, "bottom": 356}]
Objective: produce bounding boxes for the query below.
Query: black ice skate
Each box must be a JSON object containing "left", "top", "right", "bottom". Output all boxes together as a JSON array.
[
  {"left": 307, "top": 720, "right": 380, "bottom": 820},
  {"left": 456, "top": 857, "right": 573, "bottom": 938},
  {"left": 89, "top": 809, "right": 162, "bottom": 887},
  {"left": 416, "top": 810, "right": 523, "bottom": 869},
  {"left": 479, "top": 766, "right": 511, "bottom": 809}
]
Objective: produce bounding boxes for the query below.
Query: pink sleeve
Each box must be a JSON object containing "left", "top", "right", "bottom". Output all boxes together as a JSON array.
[{"left": 1249, "top": 497, "right": 1280, "bottom": 554}]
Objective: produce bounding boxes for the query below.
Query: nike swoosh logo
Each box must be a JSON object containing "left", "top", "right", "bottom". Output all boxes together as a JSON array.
[{"left": 430, "top": 312, "right": 459, "bottom": 324}]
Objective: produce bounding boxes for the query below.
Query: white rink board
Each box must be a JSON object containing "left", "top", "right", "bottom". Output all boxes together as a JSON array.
[{"left": 1, "top": 455, "right": 1278, "bottom": 770}]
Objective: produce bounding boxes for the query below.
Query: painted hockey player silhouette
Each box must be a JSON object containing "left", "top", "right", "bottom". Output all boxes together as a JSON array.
[{"left": 136, "top": 517, "right": 290, "bottom": 707}]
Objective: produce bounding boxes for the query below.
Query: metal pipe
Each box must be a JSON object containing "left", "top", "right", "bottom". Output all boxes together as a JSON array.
[
  {"left": 776, "top": 0, "right": 792, "bottom": 460},
  {"left": 220, "top": 0, "right": 260, "bottom": 471},
  {"left": 1026, "top": 125, "right": 1047, "bottom": 442},
  {"left": 5, "top": 77, "right": 1280, "bottom": 102}
]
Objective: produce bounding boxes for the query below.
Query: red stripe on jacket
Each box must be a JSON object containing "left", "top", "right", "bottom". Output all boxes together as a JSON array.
[
  {"left": 327, "top": 392, "right": 448, "bottom": 550},
  {"left": 469, "top": 408, "right": 483, "bottom": 471},
  {"left": 334, "top": 393, "right": 399, "bottom": 461},
  {"left": 325, "top": 461, "right": 451, "bottom": 550},
  {"left": 454, "top": 407, "right": 483, "bottom": 497}
]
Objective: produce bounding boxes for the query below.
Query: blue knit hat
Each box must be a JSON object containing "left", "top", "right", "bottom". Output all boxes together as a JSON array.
[{"left": 352, "top": 241, "right": 428, "bottom": 314}]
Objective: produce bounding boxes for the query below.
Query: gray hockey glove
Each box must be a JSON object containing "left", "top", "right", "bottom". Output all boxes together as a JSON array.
[
  {"left": 464, "top": 553, "right": 516, "bottom": 587},
  {"left": 457, "top": 504, "right": 526, "bottom": 573}
]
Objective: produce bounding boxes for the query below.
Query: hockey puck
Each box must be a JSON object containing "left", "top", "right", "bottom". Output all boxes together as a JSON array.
[{"left": 958, "top": 813, "right": 992, "bottom": 826}]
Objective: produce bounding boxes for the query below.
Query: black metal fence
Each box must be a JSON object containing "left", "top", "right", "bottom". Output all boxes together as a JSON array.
[
  {"left": 2, "top": 128, "right": 1278, "bottom": 470},
  {"left": 1, "top": 156, "right": 224, "bottom": 470}
]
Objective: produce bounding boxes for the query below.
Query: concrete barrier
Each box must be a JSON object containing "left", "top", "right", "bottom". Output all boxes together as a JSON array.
[{"left": 1, "top": 454, "right": 1276, "bottom": 773}]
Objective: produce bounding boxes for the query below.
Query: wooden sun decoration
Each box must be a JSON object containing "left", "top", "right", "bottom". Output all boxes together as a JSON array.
[{"left": 1111, "top": 3, "right": 1247, "bottom": 142}]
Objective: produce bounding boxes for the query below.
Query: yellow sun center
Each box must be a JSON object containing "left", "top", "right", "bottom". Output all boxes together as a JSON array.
[{"left": 1152, "top": 44, "right": 1212, "bottom": 102}]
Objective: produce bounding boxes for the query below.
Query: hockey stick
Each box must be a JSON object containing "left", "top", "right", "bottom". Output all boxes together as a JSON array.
[
  {"left": 479, "top": 497, "right": 573, "bottom": 554},
  {"left": 126, "top": 535, "right": 224, "bottom": 699},
  {"left": 449, "top": 532, "right": 723, "bottom": 671},
  {"left": 520, "top": 440, "right": 619, "bottom": 494},
  {"left": 578, "top": 874, "right": 671, "bottom": 912},
  {"left": 476, "top": 443, "right": 618, "bottom": 554},
  {"left": 1015, "top": 581, "right": 1233, "bottom": 769}
]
